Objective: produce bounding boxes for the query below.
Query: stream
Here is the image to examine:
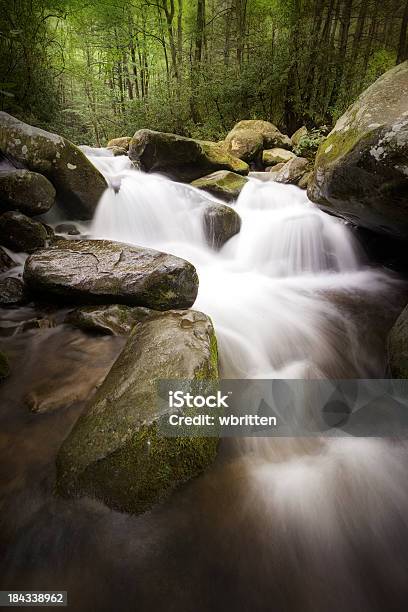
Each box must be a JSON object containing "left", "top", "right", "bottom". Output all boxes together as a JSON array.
[{"left": 1, "top": 149, "right": 408, "bottom": 611}]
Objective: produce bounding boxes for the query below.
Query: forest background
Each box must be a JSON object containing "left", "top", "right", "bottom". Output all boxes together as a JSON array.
[{"left": 1, "top": 0, "right": 408, "bottom": 145}]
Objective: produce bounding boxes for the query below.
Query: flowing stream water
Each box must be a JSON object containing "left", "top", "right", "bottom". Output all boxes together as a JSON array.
[{"left": 1, "top": 149, "right": 408, "bottom": 611}]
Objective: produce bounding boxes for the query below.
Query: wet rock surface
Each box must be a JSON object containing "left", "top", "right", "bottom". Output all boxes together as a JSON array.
[
  {"left": 0, "top": 211, "right": 48, "bottom": 253},
  {"left": 0, "top": 169, "right": 55, "bottom": 216}
]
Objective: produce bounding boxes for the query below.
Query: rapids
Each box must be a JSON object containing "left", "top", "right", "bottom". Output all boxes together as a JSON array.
[{"left": 1, "top": 147, "right": 408, "bottom": 612}]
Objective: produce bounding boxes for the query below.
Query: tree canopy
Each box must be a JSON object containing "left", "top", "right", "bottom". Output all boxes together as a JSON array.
[{"left": 1, "top": 0, "right": 408, "bottom": 144}]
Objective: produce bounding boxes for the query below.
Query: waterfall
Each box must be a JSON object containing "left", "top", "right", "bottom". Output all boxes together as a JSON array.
[{"left": 88, "top": 149, "right": 397, "bottom": 380}]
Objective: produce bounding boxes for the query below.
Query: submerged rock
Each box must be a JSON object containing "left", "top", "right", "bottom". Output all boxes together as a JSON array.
[
  {"left": 0, "top": 112, "right": 107, "bottom": 219},
  {"left": 262, "top": 148, "right": 296, "bottom": 166},
  {"left": 129, "top": 129, "right": 248, "bottom": 182},
  {"left": 56, "top": 309, "right": 219, "bottom": 514},
  {"left": 24, "top": 239, "right": 199, "bottom": 309},
  {"left": 0, "top": 350, "right": 10, "bottom": 379},
  {"left": 107, "top": 137, "right": 131, "bottom": 151},
  {"left": 0, "top": 211, "right": 48, "bottom": 252},
  {"left": 0, "top": 277, "right": 26, "bottom": 306},
  {"left": 308, "top": 61, "right": 408, "bottom": 238},
  {"left": 0, "top": 169, "right": 55, "bottom": 216},
  {"left": 66, "top": 304, "right": 155, "bottom": 335},
  {"left": 191, "top": 170, "right": 248, "bottom": 202},
  {"left": 203, "top": 203, "right": 241, "bottom": 249},
  {"left": 388, "top": 305, "right": 408, "bottom": 378},
  {"left": 0, "top": 246, "right": 16, "bottom": 273}
]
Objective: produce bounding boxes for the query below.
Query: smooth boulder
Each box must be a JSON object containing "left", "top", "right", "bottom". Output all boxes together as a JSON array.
[
  {"left": 56, "top": 309, "right": 219, "bottom": 514},
  {"left": 388, "top": 305, "right": 408, "bottom": 378},
  {"left": 262, "top": 148, "right": 296, "bottom": 166},
  {"left": 0, "top": 112, "right": 107, "bottom": 219},
  {"left": 0, "top": 169, "right": 55, "bottom": 216},
  {"left": 129, "top": 129, "right": 248, "bottom": 182},
  {"left": 274, "top": 157, "right": 310, "bottom": 184},
  {"left": 203, "top": 203, "right": 241, "bottom": 249},
  {"left": 106, "top": 137, "right": 131, "bottom": 150},
  {"left": 24, "top": 239, "right": 199, "bottom": 309},
  {"left": 191, "top": 170, "right": 248, "bottom": 202},
  {"left": 224, "top": 128, "right": 263, "bottom": 162},
  {"left": 66, "top": 304, "right": 155, "bottom": 335},
  {"left": 226, "top": 120, "right": 292, "bottom": 156},
  {"left": 291, "top": 126, "right": 308, "bottom": 147},
  {"left": 308, "top": 61, "right": 408, "bottom": 238},
  {"left": 0, "top": 211, "right": 48, "bottom": 252}
]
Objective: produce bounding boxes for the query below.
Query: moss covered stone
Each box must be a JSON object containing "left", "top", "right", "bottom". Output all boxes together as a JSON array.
[
  {"left": 0, "top": 211, "right": 48, "bottom": 252},
  {"left": 388, "top": 305, "right": 408, "bottom": 378},
  {"left": 65, "top": 304, "right": 156, "bottom": 335},
  {"left": 0, "top": 169, "right": 55, "bottom": 216},
  {"left": 129, "top": 129, "right": 248, "bottom": 182},
  {"left": 309, "top": 61, "right": 408, "bottom": 238},
  {"left": 0, "top": 112, "right": 107, "bottom": 219},
  {"left": 191, "top": 170, "right": 248, "bottom": 202},
  {"left": 106, "top": 136, "right": 131, "bottom": 150},
  {"left": 226, "top": 120, "right": 292, "bottom": 153},
  {"left": 56, "top": 309, "right": 219, "bottom": 514},
  {"left": 24, "top": 239, "right": 199, "bottom": 309},
  {"left": 262, "top": 148, "right": 296, "bottom": 166}
]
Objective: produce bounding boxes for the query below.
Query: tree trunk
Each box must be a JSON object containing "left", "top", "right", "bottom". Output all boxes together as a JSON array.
[{"left": 397, "top": 0, "right": 408, "bottom": 63}]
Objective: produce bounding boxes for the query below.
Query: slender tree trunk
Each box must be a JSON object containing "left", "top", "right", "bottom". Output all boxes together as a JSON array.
[{"left": 397, "top": 0, "right": 408, "bottom": 63}]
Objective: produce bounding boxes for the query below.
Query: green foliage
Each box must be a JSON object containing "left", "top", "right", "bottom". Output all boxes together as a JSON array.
[
  {"left": 294, "top": 127, "right": 329, "bottom": 159},
  {"left": 1, "top": 0, "right": 406, "bottom": 145}
]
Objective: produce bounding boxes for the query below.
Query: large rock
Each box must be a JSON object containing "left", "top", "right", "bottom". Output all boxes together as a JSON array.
[
  {"left": 308, "top": 62, "right": 408, "bottom": 238},
  {"left": 0, "top": 211, "right": 48, "bottom": 252},
  {"left": 224, "top": 128, "right": 263, "bottom": 162},
  {"left": 203, "top": 203, "right": 241, "bottom": 249},
  {"left": 225, "top": 120, "right": 292, "bottom": 159},
  {"left": 0, "top": 169, "right": 55, "bottom": 216},
  {"left": 65, "top": 304, "right": 155, "bottom": 335},
  {"left": 24, "top": 239, "right": 198, "bottom": 309},
  {"left": 0, "top": 112, "right": 107, "bottom": 219},
  {"left": 0, "top": 277, "right": 26, "bottom": 306},
  {"left": 56, "top": 309, "right": 219, "bottom": 513},
  {"left": 388, "top": 305, "right": 408, "bottom": 378},
  {"left": 274, "top": 157, "right": 310, "bottom": 184},
  {"left": 129, "top": 129, "right": 248, "bottom": 182},
  {"left": 262, "top": 148, "right": 296, "bottom": 166},
  {"left": 191, "top": 170, "right": 248, "bottom": 202},
  {"left": 0, "top": 247, "right": 16, "bottom": 273},
  {"left": 106, "top": 137, "right": 131, "bottom": 150}
]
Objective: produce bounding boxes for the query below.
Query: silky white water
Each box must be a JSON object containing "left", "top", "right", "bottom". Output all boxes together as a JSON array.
[{"left": 88, "top": 149, "right": 397, "bottom": 380}]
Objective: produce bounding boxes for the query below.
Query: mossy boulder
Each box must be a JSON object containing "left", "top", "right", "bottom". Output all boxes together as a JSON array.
[
  {"left": 0, "top": 246, "right": 15, "bottom": 273},
  {"left": 129, "top": 129, "right": 248, "bottom": 182},
  {"left": 0, "top": 211, "right": 48, "bottom": 252},
  {"left": 203, "top": 203, "right": 241, "bottom": 249},
  {"left": 23, "top": 239, "right": 198, "bottom": 309},
  {"left": 0, "top": 112, "right": 107, "bottom": 219},
  {"left": 308, "top": 61, "right": 408, "bottom": 238},
  {"left": 0, "top": 169, "right": 55, "bottom": 216},
  {"left": 226, "top": 120, "right": 292, "bottom": 157},
  {"left": 191, "top": 170, "right": 248, "bottom": 202},
  {"left": 388, "top": 305, "right": 408, "bottom": 377},
  {"left": 0, "top": 351, "right": 10, "bottom": 379},
  {"left": 291, "top": 126, "right": 308, "bottom": 147},
  {"left": 262, "top": 148, "right": 296, "bottom": 166},
  {"left": 107, "top": 146, "right": 127, "bottom": 157},
  {"left": 224, "top": 127, "right": 263, "bottom": 163},
  {"left": 65, "top": 304, "right": 155, "bottom": 335},
  {"left": 0, "top": 277, "right": 26, "bottom": 306},
  {"left": 106, "top": 137, "right": 131, "bottom": 151},
  {"left": 56, "top": 309, "right": 219, "bottom": 514}
]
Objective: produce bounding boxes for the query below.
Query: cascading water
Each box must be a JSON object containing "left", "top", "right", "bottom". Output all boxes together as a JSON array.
[
  {"left": 1, "top": 148, "right": 408, "bottom": 612},
  {"left": 89, "top": 149, "right": 397, "bottom": 380}
]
